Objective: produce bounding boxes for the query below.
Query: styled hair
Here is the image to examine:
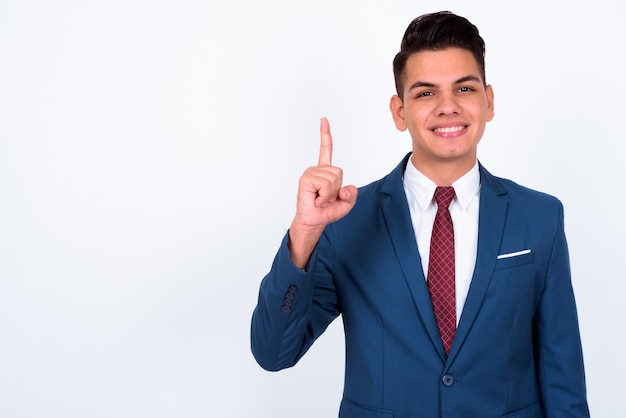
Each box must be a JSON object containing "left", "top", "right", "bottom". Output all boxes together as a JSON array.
[{"left": 392, "top": 11, "right": 486, "bottom": 100}]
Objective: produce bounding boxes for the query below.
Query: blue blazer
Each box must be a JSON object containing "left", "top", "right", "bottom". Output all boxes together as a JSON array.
[{"left": 251, "top": 154, "right": 589, "bottom": 417}]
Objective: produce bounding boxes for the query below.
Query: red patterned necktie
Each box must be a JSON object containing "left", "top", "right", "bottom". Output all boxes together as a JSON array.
[{"left": 427, "top": 186, "right": 456, "bottom": 355}]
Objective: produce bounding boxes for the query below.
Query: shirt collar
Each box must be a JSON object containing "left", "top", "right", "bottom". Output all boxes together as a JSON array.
[{"left": 403, "top": 157, "right": 481, "bottom": 210}]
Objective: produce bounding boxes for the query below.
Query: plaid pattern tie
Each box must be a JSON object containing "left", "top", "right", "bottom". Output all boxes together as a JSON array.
[{"left": 427, "top": 186, "right": 456, "bottom": 355}]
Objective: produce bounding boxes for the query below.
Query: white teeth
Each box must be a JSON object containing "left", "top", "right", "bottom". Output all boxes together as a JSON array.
[{"left": 435, "top": 126, "right": 464, "bottom": 133}]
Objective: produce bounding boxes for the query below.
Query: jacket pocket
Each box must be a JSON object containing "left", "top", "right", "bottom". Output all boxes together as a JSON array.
[
  {"left": 500, "top": 401, "right": 544, "bottom": 417},
  {"left": 339, "top": 397, "right": 394, "bottom": 417},
  {"left": 494, "top": 252, "right": 534, "bottom": 270}
]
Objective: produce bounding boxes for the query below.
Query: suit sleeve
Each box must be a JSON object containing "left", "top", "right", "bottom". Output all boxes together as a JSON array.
[
  {"left": 535, "top": 202, "right": 590, "bottom": 416},
  {"left": 250, "top": 230, "right": 340, "bottom": 371}
]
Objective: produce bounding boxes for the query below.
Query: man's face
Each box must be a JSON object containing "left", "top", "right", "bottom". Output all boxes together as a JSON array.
[{"left": 390, "top": 47, "right": 494, "bottom": 175}]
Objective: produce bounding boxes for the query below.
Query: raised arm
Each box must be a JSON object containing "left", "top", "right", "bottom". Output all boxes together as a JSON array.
[{"left": 251, "top": 117, "right": 357, "bottom": 371}]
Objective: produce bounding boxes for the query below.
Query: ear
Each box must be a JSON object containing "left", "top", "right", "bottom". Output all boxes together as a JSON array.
[
  {"left": 389, "top": 95, "right": 407, "bottom": 131},
  {"left": 485, "top": 84, "right": 495, "bottom": 122}
]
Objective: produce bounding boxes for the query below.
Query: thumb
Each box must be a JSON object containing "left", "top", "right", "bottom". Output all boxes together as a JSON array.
[{"left": 338, "top": 185, "right": 358, "bottom": 206}]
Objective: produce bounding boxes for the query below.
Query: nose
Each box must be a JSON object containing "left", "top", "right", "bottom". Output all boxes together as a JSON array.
[{"left": 436, "top": 92, "right": 461, "bottom": 116}]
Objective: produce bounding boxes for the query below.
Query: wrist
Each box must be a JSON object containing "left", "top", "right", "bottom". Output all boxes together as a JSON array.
[{"left": 287, "top": 222, "right": 324, "bottom": 270}]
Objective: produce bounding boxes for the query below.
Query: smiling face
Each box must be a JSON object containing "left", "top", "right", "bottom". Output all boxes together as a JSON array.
[{"left": 390, "top": 47, "right": 494, "bottom": 183}]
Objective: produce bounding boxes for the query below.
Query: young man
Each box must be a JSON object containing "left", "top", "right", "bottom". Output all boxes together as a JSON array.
[{"left": 251, "top": 11, "right": 589, "bottom": 417}]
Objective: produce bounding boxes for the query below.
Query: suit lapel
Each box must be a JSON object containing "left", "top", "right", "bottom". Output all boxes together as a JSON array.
[
  {"left": 446, "top": 164, "right": 508, "bottom": 364},
  {"left": 380, "top": 155, "right": 447, "bottom": 360}
]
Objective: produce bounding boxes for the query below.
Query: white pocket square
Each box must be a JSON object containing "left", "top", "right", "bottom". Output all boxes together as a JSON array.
[{"left": 497, "top": 249, "right": 531, "bottom": 259}]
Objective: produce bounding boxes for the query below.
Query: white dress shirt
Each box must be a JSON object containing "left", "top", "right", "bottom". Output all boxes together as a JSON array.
[{"left": 402, "top": 158, "right": 481, "bottom": 324}]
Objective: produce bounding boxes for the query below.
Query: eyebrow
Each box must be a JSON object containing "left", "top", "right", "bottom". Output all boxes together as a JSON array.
[{"left": 407, "top": 75, "right": 482, "bottom": 92}]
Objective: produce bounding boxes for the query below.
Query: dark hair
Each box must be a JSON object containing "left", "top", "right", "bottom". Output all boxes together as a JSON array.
[{"left": 392, "top": 11, "right": 486, "bottom": 100}]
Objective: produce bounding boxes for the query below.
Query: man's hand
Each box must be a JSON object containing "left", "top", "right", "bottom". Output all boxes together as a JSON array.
[{"left": 288, "top": 117, "right": 358, "bottom": 269}]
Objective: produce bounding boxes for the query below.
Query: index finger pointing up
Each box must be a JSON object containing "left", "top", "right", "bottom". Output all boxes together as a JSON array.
[{"left": 318, "top": 117, "right": 333, "bottom": 166}]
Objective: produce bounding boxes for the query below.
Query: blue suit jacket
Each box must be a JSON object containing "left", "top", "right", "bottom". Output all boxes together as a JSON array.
[{"left": 251, "top": 154, "right": 589, "bottom": 417}]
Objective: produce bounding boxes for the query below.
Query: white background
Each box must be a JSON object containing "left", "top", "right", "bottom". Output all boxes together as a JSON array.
[{"left": 1, "top": 0, "right": 624, "bottom": 416}]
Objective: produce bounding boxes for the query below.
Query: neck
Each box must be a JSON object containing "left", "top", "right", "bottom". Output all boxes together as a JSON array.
[{"left": 410, "top": 155, "right": 476, "bottom": 187}]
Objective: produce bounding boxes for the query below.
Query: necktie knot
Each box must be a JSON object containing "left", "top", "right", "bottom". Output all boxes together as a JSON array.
[{"left": 433, "top": 187, "right": 456, "bottom": 210}]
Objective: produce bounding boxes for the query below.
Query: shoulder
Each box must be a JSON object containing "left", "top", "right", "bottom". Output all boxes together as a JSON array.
[
  {"left": 481, "top": 164, "right": 562, "bottom": 205},
  {"left": 357, "top": 153, "right": 411, "bottom": 199},
  {"left": 330, "top": 154, "right": 410, "bottom": 228}
]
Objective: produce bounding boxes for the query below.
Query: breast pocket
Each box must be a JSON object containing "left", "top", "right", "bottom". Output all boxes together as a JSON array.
[{"left": 494, "top": 252, "right": 534, "bottom": 270}]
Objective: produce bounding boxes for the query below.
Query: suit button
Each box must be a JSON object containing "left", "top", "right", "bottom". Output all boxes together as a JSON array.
[{"left": 442, "top": 375, "right": 454, "bottom": 387}]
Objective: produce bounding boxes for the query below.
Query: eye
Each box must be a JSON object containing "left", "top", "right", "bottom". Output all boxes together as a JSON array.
[
  {"left": 416, "top": 91, "right": 434, "bottom": 98},
  {"left": 458, "top": 86, "right": 476, "bottom": 93}
]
